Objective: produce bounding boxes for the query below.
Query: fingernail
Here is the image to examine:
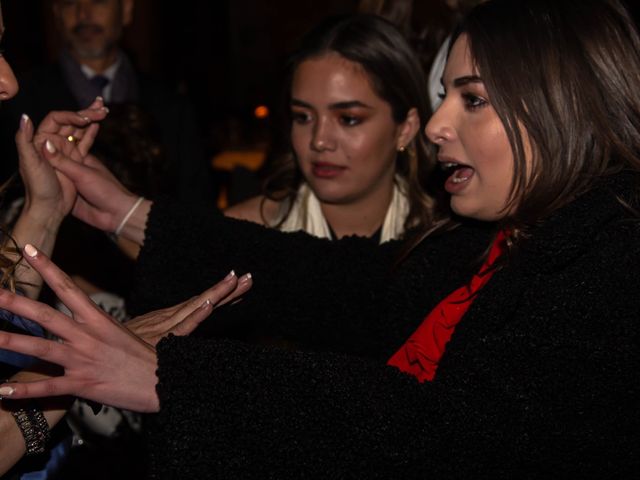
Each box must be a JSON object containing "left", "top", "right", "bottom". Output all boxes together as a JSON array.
[
  {"left": 45, "top": 140, "right": 57, "bottom": 154},
  {"left": 24, "top": 244, "right": 38, "bottom": 258},
  {"left": 20, "top": 113, "right": 30, "bottom": 130},
  {"left": 201, "top": 299, "right": 212, "bottom": 309},
  {"left": 95, "top": 96, "right": 104, "bottom": 103},
  {"left": 225, "top": 270, "right": 236, "bottom": 281},
  {"left": 239, "top": 273, "right": 252, "bottom": 283},
  {"left": 82, "top": 116, "right": 91, "bottom": 123},
  {"left": 0, "top": 386, "right": 16, "bottom": 397},
  {"left": 102, "top": 106, "right": 110, "bottom": 114}
]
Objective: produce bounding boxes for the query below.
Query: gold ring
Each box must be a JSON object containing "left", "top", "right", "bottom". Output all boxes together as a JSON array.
[{"left": 67, "top": 135, "right": 77, "bottom": 143}]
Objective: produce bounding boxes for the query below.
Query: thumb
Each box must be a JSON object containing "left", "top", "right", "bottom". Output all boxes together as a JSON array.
[{"left": 15, "top": 113, "right": 35, "bottom": 151}]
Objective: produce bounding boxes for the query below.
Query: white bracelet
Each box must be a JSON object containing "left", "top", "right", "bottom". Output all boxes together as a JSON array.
[{"left": 114, "top": 196, "right": 145, "bottom": 236}]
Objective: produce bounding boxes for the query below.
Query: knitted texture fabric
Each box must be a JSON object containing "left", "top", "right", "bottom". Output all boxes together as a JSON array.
[{"left": 132, "top": 173, "right": 639, "bottom": 479}]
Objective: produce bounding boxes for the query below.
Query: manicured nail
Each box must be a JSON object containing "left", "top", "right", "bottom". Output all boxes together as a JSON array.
[
  {"left": 239, "top": 273, "right": 252, "bottom": 283},
  {"left": 201, "top": 299, "right": 212, "bottom": 309},
  {"left": 24, "top": 244, "right": 38, "bottom": 258},
  {"left": 95, "top": 96, "right": 104, "bottom": 103},
  {"left": 82, "top": 116, "right": 91, "bottom": 123},
  {"left": 225, "top": 270, "right": 236, "bottom": 281},
  {"left": 0, "top": 386, "right": 16, "bottom": 397},
  {"left": 20, "top": 113, "right": 30, "bottom": 130},
  {"left": 102, "top": 106, "right": 110, "bottom": 114},
  {"left": 45, "top": 140, "right": 57, "bottom": 154}
]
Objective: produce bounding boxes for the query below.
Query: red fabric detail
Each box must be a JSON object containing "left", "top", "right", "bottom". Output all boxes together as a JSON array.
[{"left": 387, "top": 231, "right": 507, "bottom": 382}]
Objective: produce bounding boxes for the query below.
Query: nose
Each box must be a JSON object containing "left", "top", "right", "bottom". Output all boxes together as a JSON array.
[
  {"left": 0, "top": 57, "right": 19, "bottom": 101},
  {"left": 310, "top": 116, "right": 337, "bottom": 152},
  {"left": 424, "top": 101, "right": 455, "bottom": 146}
]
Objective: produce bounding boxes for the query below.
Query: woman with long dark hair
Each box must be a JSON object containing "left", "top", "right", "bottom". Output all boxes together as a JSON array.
[
  {"left": 227, "top": 15, "right": 436, "bottom": 243},
  {"left": 1, "top": 0, "right": 639, "bottom": 476}
]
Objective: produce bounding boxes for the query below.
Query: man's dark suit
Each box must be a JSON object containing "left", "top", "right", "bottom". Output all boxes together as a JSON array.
[{"left": 0, "top": 61, "right": 214, "bottom": 204}]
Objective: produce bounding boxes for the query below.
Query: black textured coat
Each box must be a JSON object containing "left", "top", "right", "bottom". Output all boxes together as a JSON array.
[{"left": 131, "top": 173, "right": 639, "bottom": 479}]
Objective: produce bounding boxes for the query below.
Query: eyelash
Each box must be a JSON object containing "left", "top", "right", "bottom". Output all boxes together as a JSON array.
[
  {"left": 461, "top": 92, "right": 488, "bottom": 111},
  {"left": 290, "top": 111, "right": 363, "bottom": 127},
  {"left": 339, "top": 115, "right": 361, "bottom": 127},
  {"left": 291, "top": 111, "right": 312, "bottom": 125}
]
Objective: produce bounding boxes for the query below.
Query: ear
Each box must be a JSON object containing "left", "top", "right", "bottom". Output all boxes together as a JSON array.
[
  {"left": 122, "top": 0, "right": 135, "bottom": 26},
  {"left": 396, "top": 107, "right": 421, "bottom": 151}
]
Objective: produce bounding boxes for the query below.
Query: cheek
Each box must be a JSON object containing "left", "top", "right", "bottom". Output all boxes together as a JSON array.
[
  {"left": 473, "top": 123, "right": 514, "bottom": 184},
  {"left": 290, "top": 126, "right": 310, "bottom": 161}
]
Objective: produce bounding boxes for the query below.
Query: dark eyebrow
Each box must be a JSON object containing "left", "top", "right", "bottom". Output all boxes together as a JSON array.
[
  {"left": 453, "top": 75, "right": 483, "bottom": 87},
  {"left": 290, "top": 98, "right": 373, "bottom": 110}
]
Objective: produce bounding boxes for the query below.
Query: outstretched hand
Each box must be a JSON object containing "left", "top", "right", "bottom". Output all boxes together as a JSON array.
[
  {"left": 126, "top": 270, "right": 252, "bottom": 347},
  {"left": 0, "top": 245, "right": 252, "bottom": 412}
]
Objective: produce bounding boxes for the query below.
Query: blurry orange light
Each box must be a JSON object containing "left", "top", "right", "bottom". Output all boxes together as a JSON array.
[{"left": 254, "top": 105, "right": 269, "bottom": 119}]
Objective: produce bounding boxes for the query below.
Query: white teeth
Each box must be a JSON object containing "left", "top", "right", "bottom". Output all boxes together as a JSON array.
[
  {"left": 451, "top": 175, "right": 470, "bottom": 184},
  {"left": 442, "top": 162, "right": 457, "bottom": 168}
]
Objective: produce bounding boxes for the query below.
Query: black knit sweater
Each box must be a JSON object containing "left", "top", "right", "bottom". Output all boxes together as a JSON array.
[{"left": 131, "top": 173, "right": 639, "bottom": 479}]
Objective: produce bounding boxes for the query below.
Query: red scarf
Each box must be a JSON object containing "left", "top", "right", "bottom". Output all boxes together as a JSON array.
[{"left": 387, "top": 231, "right": 507, "bottom": 382}]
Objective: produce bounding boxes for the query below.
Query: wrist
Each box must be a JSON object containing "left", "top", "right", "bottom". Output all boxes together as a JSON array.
[
  {"left": 115, "top": 198, "right": 152, "bottom": 246},
  {"left": 19, "top": 205, "right": 65, "bottom": 234}
]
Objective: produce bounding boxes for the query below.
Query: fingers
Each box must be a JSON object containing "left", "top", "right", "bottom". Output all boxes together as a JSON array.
[
  {"left": 42, "top": 141, "right": 93, "bottom": 180},
  {"left": 0, "top": 331, "right": 70, "bottom": 367},
  {"left": 20, "top": 244, "right": 100, "bottom": 321},
  {"left": 169, "top": 300, "right": 214, "bottom": 337},
  {"left": 0, "top": 289, "right": 77, "bottom": 339},
  {"left": 37, "top": 105, "right": 107, "bottom": 135},
  {"left": 77, "top": 123, "right": 100, "bottom": 156},
  {"left": 15, "top": 113, "right": 34, "bottom": 145},
  {"left": 0, "top": 376, "right": 74, "bottom": 401},
  {"left": 215, "top": 272, "right": 253, "bottom": 308},
  {"left": 167, "top": 272, "right": 252, "bottom": 338}
]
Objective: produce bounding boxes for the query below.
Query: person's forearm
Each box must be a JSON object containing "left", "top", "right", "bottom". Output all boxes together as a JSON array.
[
  {"left": 8, "top": 207, "right": 63, "bottom": 299},
  {"left": 0, "top": 370, "right": 69, "bottom": 476}
]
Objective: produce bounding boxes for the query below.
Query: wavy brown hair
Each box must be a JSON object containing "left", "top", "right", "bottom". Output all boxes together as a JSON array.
[
  {"left": 462, "top": 0, "right": 640, "bottom": 234},
  {"left": 262, "top": 14, "right": 443, "bottom": 234}
]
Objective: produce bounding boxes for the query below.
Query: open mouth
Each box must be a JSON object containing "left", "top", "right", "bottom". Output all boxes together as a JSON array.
[{"left": 440, "top": 161, "right": 475, "bottom": 186}]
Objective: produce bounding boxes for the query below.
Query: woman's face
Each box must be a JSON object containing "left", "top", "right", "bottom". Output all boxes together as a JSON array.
[
  {"left": 290, "top": 53, "right": 416, "bottom": 206},
  {"left": 425, "top": 34, "right": 515, "bottom": 221},
  {"left": 0, "top": 7, "right": 19, "bottom": 102}
]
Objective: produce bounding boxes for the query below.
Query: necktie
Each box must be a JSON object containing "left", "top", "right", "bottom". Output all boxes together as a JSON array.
[{"left": 90, "top": 75, "right": 110, "bottom": 92}]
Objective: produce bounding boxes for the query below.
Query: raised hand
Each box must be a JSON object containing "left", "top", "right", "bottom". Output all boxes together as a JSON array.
[
  {"left": 16, "top": 114, "right": 76, "bottom": 224},
  {"left": 33, "top": 96, "right": 108, "bottom": 161},
  {"left": 0, "top": 245, "right": 252, "bottom": 412}
]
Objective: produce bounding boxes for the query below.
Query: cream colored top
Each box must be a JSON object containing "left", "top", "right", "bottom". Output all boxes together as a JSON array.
[{"left": 274, "top": 177, "right": 409, "bottom": 243}]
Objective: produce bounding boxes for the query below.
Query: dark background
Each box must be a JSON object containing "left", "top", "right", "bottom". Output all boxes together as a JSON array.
[
  {"left": 3, "top": 0, "right": 640, "bottom": 159},
  {"left": 2, "top": 0, "right": 361, "bottom": 157}
]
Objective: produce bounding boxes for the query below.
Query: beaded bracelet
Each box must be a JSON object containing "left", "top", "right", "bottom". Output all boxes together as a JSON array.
[{"left": 10, "top": 404, "right": 51, "bottom": 455}]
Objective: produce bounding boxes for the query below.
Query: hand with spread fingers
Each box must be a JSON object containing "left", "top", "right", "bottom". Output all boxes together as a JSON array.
[{"left": 0, "top": 244, "right": 252, "bottom": 412}]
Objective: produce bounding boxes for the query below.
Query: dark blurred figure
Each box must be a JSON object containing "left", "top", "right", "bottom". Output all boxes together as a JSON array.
[
  {"left": 358, "top": 0, "right": 486, "bottom": 109},
  {"left": 0, "top": 0, "right": 214, "bottom": 204},
  {"left": 358, "top": 0, "right": 454, "bottom": 76}
]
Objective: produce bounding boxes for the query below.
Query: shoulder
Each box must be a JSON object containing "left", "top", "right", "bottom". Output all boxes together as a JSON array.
[{"left": 224, "top": 195, "right": 281, "bottom": 226}]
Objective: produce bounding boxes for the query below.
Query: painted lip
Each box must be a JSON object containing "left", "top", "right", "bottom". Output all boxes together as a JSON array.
[
  {"left": 437, "top": 155, "right": 475, "bottom": 194},
  {"left": 310, "top": 161, "right": 347, "bottom": 179}
]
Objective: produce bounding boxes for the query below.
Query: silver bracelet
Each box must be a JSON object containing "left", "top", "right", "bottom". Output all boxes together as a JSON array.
[
  {"left": 114, "top": 196, "right": 145, "bottom": 237},
  {"left": 10, "top": 403, "right": 51, "bottom": 455}
]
